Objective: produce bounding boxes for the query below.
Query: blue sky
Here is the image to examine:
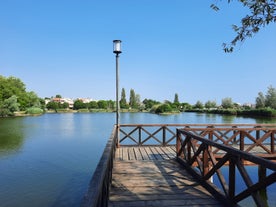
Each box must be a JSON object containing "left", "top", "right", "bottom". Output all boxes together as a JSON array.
[{"left": 0, "top": 1, "right": 275, "bottom": 105}]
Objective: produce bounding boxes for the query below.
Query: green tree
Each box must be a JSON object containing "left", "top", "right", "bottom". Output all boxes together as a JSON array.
[
  {"left": 212, "top": 1, "right": 276, "bottom": 52},
  {"left": 0, "top": 76, "right": 26, "bottom": 100},
  {"left": 143, "top": 99, "right": 161, "bottom": 110},
  {"left": 107, "top": 100, "right": 115, "bottom": 110},
  {"left": 194, "top": 101, "right": 204, "bottom": 109},
  {"left": 129, "top": 89, "right": 137, "bottom": 109},
  {"left": 46, "top": 101, "right": 59, "bottom": 110},
  {"left": 174, "top": 93, "right": 179, "bottom": 104},
  {"left": 0, "top": 76, "right": 43, "bottom": 114},
  {"left": 120, "top": 88, "right": 128, "bottom": 109},
  {"left": 73, "top": 100, "right": 87, "bottom": 110},
  {"left": 155, "top": 104, "right": 173, "bottom": 114},
  {"left": 0, "top": 95, "right": 20, "bottom": 116},
  {"left": 88, "top": 101, "right": 98, "bottom": 109},
  {"left": 205, "top": 100, "right": 217, "bottom": 109},
  {"left": 97, "top": 100, "right": 108, "bottom": 109},
  {"left": 135, "top": 94, "right": 141, "bottom": 108},
  {"left": 256, "top": 92, "right": 266, "bottom": 108},
  {"left": 265, "top": 85, "right": 276, "bottom": 109},
  {"left": 221, "top": 97, "right": 233, "bottom": 109},
  {"left": 180, "top": 102, "right": 192, "bottom": 111}
]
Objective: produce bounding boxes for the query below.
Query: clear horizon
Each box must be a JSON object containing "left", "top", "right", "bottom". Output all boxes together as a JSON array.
[{"left": 1, "top": 1, "right": 275, "bottom": 105}]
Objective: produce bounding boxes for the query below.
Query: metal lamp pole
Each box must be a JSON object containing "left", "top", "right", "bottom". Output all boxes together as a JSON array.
[{"left": 113, "top": 40, "right": 122, "bottom": 147}]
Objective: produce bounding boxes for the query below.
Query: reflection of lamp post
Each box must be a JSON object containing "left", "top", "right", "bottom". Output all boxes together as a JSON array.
[{"left": 113, "top": 40, "right": 122, "bottom": 147}]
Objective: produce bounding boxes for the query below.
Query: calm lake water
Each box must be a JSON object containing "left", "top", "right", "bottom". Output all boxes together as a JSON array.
[{"left": 0, "top": 112, "right": 275, "bottom": 207}]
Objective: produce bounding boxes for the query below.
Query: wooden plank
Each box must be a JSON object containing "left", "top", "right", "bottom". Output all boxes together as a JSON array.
[
  {"left": 144, "top": 147, "right": 156, "bottom": 160},
  {"left": 128, "top": 147, "right": 136, "bottom": 160},
  {"left": 154, "top": 146, "right": 170, "bottom": 160},
  {"left": 133, "top": 147, "right": 143, "bottom": 160},
  {"left": 161, "top": 146, "right": 176, "bottom": 159},
  {"left": 139, "top": 147, "right": 150, "bottom": 160},
  {"left": 109, "top": 159, "right": 224, "bottom": 207},
  {"left": 115, "top": 148, "right": 121, "bottom": 161},
  {"left": 122, "top": 147, "right": 129, "bottom": 160},
  {"left": 150, "top": 146, "right": 163, "bottom": 160}
]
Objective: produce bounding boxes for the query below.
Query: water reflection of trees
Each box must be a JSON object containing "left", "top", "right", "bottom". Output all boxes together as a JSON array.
[
  {"left": 221, "top": 115, "right": 235, "bottom": 123},
  {"left": 255, "top": 117, "right": 276, "bottom": 124},
  {"left": 0, "top": 118, "right": 24, "bottom": 156}
]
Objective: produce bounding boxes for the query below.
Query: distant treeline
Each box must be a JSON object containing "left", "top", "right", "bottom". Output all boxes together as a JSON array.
[
  {"left": 1, "top": 75, "right": 275, "bottom": 117},
  {"left": 187, "top": 108, "right": 276, "bottom": 118}
]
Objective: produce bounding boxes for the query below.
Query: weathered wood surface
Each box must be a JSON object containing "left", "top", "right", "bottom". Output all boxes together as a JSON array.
[{"left": 109, "top": 146, "right": 224, "bottom": 207}]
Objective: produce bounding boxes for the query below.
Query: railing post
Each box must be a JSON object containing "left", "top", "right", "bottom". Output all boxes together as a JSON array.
[
  {"left": 240, "top": 131, "right": 244, "bottom": 152},
  {"left": 203, "top": 145, "right": 209, "bottom": 177},
  {"left": 258, "top": 165, "right": 269, "bottom": 206},
  {"left": 233, "top": 126, "right": 237, "bottom": 144},
  {"left": 229, "top": 157, "right": 236, "bottom": 200},
  {"left": 187, "top": 136, "right": 191, "bottom": 160},
  {"left": 116, "top": 125, "right": 120, "bottom": 148},
  {"left": 256, "top": 125, "right": 261, "bottom": 140},
  {"left": 162, "top": 126, "right": 166, "bottom": 146},
  {"left": 271, "top": 130, "right": 275, "bottom": 154},
  {"left": 176, "top": 129, "right": 181, "bottom": 158},
  {"left": 139, "top": 126, "right": 142, "bottom": 146}
]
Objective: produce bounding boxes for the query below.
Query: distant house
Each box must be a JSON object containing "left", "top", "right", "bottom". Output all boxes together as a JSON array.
[
  {"left": 49, "top": 97, "right": 74, "bottom": 109},
  {"left": 76, "top": 98, "right": 93, "bottom": 104}
]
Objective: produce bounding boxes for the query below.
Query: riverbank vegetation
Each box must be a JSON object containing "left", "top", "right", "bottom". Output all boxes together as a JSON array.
[
  {"left": 0, "top": 76, "right": 44, "bottom": 117},
  {"left": 1, "top": 75, "right": 275, "bottom": 118}
]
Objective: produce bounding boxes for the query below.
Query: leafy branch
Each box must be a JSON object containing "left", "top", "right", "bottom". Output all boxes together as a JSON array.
[{"left": 211, "top": 0, "right": 276, "bottom": 52}]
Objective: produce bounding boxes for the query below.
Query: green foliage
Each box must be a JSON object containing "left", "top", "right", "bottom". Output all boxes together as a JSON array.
[
  {"left": 194, "top": 101, "right": 204, "bottom": 109},
  {"left": 256, "top": 92, "right": 266, "bottom": 108},
  {"left": 73, "top": 100, "right": 87, "bottom": 110},
  {"left": 120, "top": 88, "right": 128, "bottom": 109},
  {"left": 129, "top": 89, "right": 137, "bottom": 109},
  {"left": 265, "top": 86, "right": 276, "bottom": 109},
  {"left": 237, "top": 108, "right": 276, "bottom": 117},
  {"left": 143, "top": 99, "right": 161, "bottom": 110},
  {"left": 0, "top": 95, "right": 20, "bottom": 116},
  {"left": 0, "top": 75, "right": 42, "bottom": 116},
  {"left": 256, "top": 85, "right": 276, "bottom": 109},
  {"left": 155, "top": 104, "right": 173, "bottom": 114},
  {"left": 174, "top": 93, "right": 179, "bottom": 104},
  {"left": 25, "top": 107, "right": 44, "bottom": 115},
  {"left": 221, "top": 97, "right": 233, "bottom": 109},
  {"left": 205, "top": 100, "right": 217, "bottom": 109},
  {"left": 88, "top": 101, "right": 98, "bottom": 109},
  {"left": 46, "top": 101, "right": 69, "bottom": 110},
  {"left": 97, "top": 100, "right": 108, "bottom": 109},
  {"left": 212, "top": 1, "right": 276, "bottom": 52},
  {"left": 46, "top": 101, "right": 59, "bottom": 110}
]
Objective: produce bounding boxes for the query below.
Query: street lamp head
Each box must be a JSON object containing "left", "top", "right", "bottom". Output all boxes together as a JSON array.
[{"left": 113, "top": 40, "right": 122, "bottom": 54}]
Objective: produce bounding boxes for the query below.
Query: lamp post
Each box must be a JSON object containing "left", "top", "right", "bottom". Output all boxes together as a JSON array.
[{"left": 113, "top": 40, "right": 122, "bottom": 147}]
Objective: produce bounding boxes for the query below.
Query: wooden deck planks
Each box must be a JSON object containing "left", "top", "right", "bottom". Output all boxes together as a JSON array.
[{"left": 109, "top": 146, "right": 224, "bottom": 207}]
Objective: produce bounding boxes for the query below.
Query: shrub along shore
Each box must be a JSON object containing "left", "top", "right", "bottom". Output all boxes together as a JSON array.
[
  {"left": 186, "top": 108, "right": 276, "bottom": 118},
  {"left": 14, "top": 107, "right": 276, "bottom": 119}
]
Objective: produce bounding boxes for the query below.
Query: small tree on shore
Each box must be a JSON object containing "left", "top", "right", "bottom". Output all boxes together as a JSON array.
[{"left": 221, "top": 97, "right": 233, "bottom": 109}]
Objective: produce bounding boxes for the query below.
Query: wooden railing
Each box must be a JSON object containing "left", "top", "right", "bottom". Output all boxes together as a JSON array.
[
  {"left": 119, "top": 124, "right": 276, "bottom": 156},
  {"left": 80, "top": 124, "right": 275, "bottom": 207},
  {"left": 176, "top": 128, "right": 276, "bottom": 207},
  {"left": 119, "top": 124, "right": 183, "bottom": 146},
  {"left": 80, "top": 127, "right": 117, "bottom": 207}
]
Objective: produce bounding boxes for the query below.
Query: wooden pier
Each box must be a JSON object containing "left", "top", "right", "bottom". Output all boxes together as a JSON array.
[
  {"left": 81, "top": 124, "right": 276, "bottom": 207},
  {"left": 109, "top": 146, "right": 224, "bottom": 207}
]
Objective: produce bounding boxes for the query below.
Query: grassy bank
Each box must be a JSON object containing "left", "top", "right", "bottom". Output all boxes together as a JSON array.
[{"left": 186, "top": 108, "right": 276, "bottom": 118}]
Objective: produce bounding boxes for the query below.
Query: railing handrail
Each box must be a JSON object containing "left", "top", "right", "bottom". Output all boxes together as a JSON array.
[
  {"left": 120, "top": 123, "right": 276, "bottom": 127},
  {"left": 119, "top": 124, "right": 276, "bottom": 155},
  {"left": 177, "top": 128, "right": 276, "bottom": 206},
  {"left": 80, "top": 126, "right": 117, "bottom": 207},
  {"left": 177, "top": 129, "right": 276, "bottom": 170}
]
